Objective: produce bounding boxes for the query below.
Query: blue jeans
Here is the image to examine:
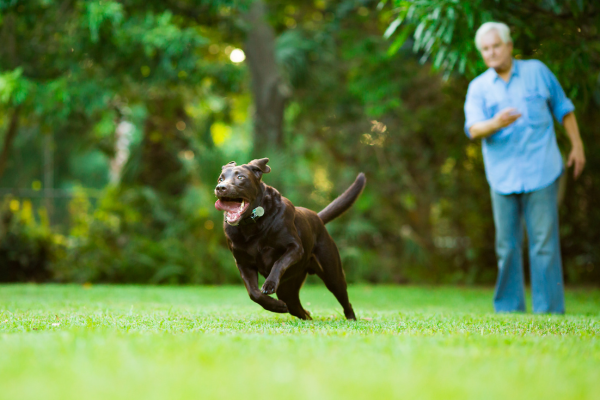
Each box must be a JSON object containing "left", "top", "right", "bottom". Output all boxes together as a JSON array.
[{"left": 490, "top": 178, "right": 565, "bottom": 314}]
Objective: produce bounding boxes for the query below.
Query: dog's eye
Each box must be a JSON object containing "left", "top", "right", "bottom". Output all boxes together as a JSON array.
[
  {"left": 218, "top": 177, "right": 223, "bottom": 182},
  {"left": 238, "top": 175, "right": 244, "bottom": 180}
]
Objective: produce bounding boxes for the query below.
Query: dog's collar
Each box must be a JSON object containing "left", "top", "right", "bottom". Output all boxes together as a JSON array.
[{"left": 236, "top": 206, "right": 265, "bottom": 226}]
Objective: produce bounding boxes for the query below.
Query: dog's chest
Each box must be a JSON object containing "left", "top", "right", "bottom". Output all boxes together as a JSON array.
[
  {"left": 256, "top": 246, "right": 281, "bottom": 275},
  {"left": 232, "top": 242, "right": 281, "bottom": 276}
]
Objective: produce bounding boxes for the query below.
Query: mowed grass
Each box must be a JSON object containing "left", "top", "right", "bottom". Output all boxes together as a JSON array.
[{"left": 1, "top": 284, "right": 599, "bottom": 400}]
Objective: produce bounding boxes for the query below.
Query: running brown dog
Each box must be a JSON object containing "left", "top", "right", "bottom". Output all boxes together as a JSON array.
[{"left": 214, "top": 158, "right": 366, "bottom": 320}]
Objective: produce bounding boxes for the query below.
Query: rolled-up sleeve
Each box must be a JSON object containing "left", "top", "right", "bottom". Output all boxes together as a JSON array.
[
  {"left": 464, "top": 81, "right": 487, "bottom": 139},
  {"left": 540, "top": 63, "right": 575, "bottom": 123}
]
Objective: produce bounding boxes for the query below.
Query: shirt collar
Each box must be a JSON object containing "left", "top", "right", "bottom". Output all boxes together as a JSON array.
[{"left": 492, "top": 59, "right": 519, "bottom": 82}]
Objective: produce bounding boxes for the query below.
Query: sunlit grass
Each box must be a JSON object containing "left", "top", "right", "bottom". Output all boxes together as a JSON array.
[{"left": 1, "top": 284, "right": 599, "bottom": 400}]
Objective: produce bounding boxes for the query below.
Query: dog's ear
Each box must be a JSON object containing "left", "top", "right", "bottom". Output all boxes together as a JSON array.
[
  {"left": 248, "top": 158, "right": 271, "bottom": 179},
  {"left": 222, "top": 161, "right": 237, "bottom": 170}
]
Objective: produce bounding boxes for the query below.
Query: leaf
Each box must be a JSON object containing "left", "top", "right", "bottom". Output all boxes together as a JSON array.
[
  {"left": 458, "top": 55, "right": 467, "bottom": 74},
  {"left": 433, "top": 47, "right": 447, "bottom": 69},
  {"left": 464, "top": 3, "right": 474, "bottom": 29},
  {"left": 387, "top": 25, "right": 412, "bottom": 57},
  {"left": 0, "top": 68, "right": 23, "bottom": 104},
  {"left": 383, "top": 17, "right": 402, "bottom": 40},
  {"left": 442, "top": 20, "right": 455, "bottom": 44},
  {"left": 414, "top": 21, "right": 426, "bottom": 42}
]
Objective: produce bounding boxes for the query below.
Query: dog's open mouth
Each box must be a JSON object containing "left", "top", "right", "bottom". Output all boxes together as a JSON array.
[{"left": 215, "top": 197, "right": 251, "bottom": 226}]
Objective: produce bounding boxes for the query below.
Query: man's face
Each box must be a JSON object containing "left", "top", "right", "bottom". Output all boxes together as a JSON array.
[{"left": 479, "top": 29, "right": 513, "bottom": 70}]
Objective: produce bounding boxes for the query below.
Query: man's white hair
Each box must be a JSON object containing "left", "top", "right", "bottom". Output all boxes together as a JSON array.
[{"left": 475, "top": 22, "right": 512, "bottom": 51}]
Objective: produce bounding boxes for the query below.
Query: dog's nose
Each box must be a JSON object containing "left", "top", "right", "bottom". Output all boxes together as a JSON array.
[{"left": 216, "top": 184, "right": 227, "bottom": 193}]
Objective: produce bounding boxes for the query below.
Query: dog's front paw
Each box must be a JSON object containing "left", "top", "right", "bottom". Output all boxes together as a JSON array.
[
  {"left": 261, "top": 279, "right": 279, "bottom": 295},
  {"left": 273, "top": 300, "right": 288, "bottom": 313}
]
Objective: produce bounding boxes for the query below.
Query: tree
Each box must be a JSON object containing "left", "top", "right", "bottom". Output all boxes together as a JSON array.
[
  {"left": 244, "top": 0, "right": 289, "bottom": 150},
  {"left": 0, "top": 0, "right": 249, "bottom": 282},
  {"left": 3, "top": 0, "right": 599, "bottom": 285}
]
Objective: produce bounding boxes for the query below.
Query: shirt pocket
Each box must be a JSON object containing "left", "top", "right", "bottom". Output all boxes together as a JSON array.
[
  {"left": 485, "top": 98, "right": 500, "bottom": 119},
  {"left": 524, "top": 91, "right": 551, "bottom": 125}
]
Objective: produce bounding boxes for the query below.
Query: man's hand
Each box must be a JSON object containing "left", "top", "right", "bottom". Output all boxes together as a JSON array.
[
  {"left": 493, "top": 107, "right": 522, "bottom": 130},
  {"left": 562, "top": 112, "right": 585, "bottom": 180},
  {"left": 567, "top": 145, "right": 585, "bottom": 179},
  {"left": 469, "top": 107, "right": 522, "bottom": 139}
]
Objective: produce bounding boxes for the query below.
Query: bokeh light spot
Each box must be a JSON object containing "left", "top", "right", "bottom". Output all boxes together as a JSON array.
[
  {"left": 181, "top": 150, "right": 194, "bottom": 160},
  {"left": 229, "top": 49, "right": 246, "bottom": 63},
  {"left": 210, "top": 122, "right": 232, "bottom": 146},
  {"left": 285, "top": 18, "right": 297, "bottom": 28},
  {"left": 9, "top": 199, "right": 19, "bottom": 212}
]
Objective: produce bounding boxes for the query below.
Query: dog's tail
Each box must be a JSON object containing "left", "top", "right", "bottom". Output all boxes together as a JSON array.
[{"left": 318, "top": 173, "right": 366, "bottom": 225}]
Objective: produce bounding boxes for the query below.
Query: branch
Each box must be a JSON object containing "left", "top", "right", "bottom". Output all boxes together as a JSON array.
[{"left": 0, "top": 105, "right": 22, "bottom": 179}]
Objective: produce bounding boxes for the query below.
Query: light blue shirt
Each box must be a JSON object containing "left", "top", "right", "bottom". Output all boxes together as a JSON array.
[{"left": 464, "top": 59, "right": 574, "bottom": 194}]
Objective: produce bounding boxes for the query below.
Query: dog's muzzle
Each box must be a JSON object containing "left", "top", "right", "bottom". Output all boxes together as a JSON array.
[{"left": 215, "top": 194, "right": 251, "bottom": 226}]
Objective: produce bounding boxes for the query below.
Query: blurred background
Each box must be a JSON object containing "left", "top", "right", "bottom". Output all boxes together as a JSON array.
[{"left": 0, "top": 0, "right": 598, "bottom": 285}]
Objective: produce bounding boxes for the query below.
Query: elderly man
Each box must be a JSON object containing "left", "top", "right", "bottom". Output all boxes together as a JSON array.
[{"left": 464, "top": 22, "right": 585, "bottom": 313}]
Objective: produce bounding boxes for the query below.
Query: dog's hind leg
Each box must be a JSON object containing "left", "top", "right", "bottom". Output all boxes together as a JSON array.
[
  {"left": 314, "top": 240, "right": 356, "bottom": 320},
  {"left": 276, "top": 271, "right": 312, "bottom": 320}
]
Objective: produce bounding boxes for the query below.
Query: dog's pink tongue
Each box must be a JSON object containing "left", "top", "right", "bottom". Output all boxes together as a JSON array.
[{"left": 215, "top": 199, "right": 241, "bottom": 212}]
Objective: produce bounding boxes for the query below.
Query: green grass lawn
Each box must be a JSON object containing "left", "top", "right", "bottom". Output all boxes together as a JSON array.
[{"left": 1, "top": 284, "right": 599, "bottom": 400}]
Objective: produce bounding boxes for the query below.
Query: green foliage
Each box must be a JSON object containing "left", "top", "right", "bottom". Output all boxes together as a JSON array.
[
  {"left": 52, "top": 186, "right": 239, "bottom": 284},
  {"left": 0, "top": 197, "right": 62, "bottom": 282},
  {"left": 1, "top": 0, "right": 599, "bottom": 285},
  {"left": 0, "top": 67, "right": 28, "bottom": 105},
  {"left": 271, "top": 2, "right": 496, "bottom": 283},
  {"left": 0, "top": 0, "right": 250, "bottom": 283},
  {"left": 384, "top": 0, "right": 600, "bottom": 95}
]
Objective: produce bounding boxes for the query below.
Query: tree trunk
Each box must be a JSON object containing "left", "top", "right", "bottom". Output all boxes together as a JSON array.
[
  {"left": 42, "top": 132, "right": 55, "bottom": 222},
  {"left": 243, "top": 0, "right": 289, "bottom": 151},
  {"left": 0, "top": 105, "right": 21, "bottom": 179}
]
